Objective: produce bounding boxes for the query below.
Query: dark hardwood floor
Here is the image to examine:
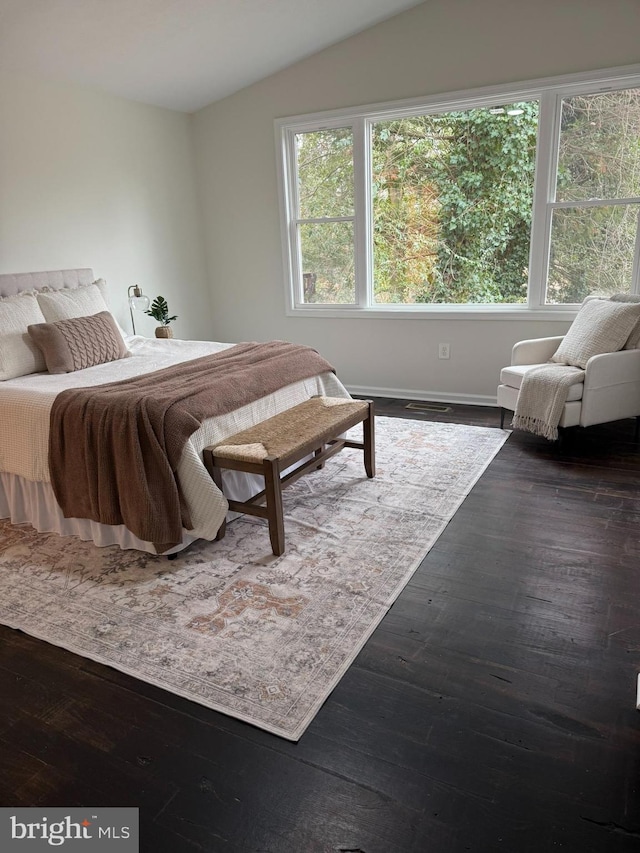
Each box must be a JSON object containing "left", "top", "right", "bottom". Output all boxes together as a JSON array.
[{"left": 2, "top": 400, "right": 640, "bottom": 852}]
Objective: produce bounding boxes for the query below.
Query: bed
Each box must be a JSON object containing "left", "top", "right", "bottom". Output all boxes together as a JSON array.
[{"left": 0, "top": 268, "right": 351, "bottom": 554}]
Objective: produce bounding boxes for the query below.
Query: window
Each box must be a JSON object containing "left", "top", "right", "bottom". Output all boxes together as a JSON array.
[
  {"left": 547, "top": 90, "right": 640, "bottom": 303},
  {"left": 371, "top": 103, "right": 538, "bottom": 305},
  {"left": 295, "top": 128, "right": 355, "bottom": 304},
  {"left": 276, "top": 66, "right": 640, "bottom": 316}
]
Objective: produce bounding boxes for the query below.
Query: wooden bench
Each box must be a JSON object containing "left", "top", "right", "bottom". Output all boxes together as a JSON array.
[{"left": 203, "top": 396, "right": 375, "bottom": 556}]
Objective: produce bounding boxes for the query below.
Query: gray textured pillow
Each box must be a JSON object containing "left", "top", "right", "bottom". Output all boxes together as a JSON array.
[
  {"left": 28, "top": 311, "right": 130, "bottom": 374},
  {"left": 551, "top": 299, "right": 640, "bottom": 368}
]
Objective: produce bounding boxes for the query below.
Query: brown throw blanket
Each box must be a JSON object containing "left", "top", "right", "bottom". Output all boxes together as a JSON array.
[{"left": 49, "top": 341, "right": 335, "bottom": 552}]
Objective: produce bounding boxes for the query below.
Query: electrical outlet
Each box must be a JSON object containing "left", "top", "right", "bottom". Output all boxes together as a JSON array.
[{"left": 438, "top": 343, "right": 450, "bottom": 360}]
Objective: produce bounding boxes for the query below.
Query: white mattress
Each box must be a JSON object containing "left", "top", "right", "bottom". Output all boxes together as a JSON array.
[{"left": 0, "top": 336, "right": 350, "bottom": 551}]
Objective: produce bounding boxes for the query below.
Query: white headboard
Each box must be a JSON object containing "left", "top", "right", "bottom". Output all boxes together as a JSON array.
[{"left": 0, "top": 268, "right": 94, "bottom": 298}]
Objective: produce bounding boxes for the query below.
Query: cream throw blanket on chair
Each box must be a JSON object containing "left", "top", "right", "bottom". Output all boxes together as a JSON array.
[{"left": 512, "top": 364, "right": 585, "bottom": 441}]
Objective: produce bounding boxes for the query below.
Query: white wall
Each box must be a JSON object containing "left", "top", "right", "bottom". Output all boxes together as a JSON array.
[
  {"left": 193, "top": 0, "right": 640, "bottom": 403},
  {"left": 0, "top": 74, "right": 211, "bottom": 340}
]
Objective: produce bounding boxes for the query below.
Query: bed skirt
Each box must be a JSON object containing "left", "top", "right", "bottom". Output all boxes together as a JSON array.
[{"left": 0, "top": 469, "right": 263, "bottom": 555}]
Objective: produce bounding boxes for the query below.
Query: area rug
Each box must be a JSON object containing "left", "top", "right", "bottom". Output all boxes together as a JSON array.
[{"left": 0, "top": 418, "right": 508, "bottom": 740}]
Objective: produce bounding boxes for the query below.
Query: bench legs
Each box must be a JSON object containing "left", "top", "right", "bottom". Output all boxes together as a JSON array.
[
  {"left": 207, "top": 399, "right": 375, "bottom": 557},
  {"left": 208, "top": 465, "right": 227, "bottom": 542},
  {"left": 263, "top": 457, "right": 285, "bottom": 557},
  {"left": 364, "top": 401, "right": 375, "bottom": 478},
  {"left": 206, "top": 455, "right": 285, "bottom": 556}
]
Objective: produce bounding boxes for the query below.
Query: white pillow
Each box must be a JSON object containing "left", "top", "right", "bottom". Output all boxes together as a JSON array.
[
  {"left": 0, "top": 293, "right": 47, "bottom": 380},
  {"left": 36, "top": 279, "right": 130, "bottom": 344},
  {"left": 551, "top": 299, "right": 640, "bottom": 368},
  {"left": 36, "top": 281, "right": 110, "bottom": 322},
  {"left": 609, "top": 293, "right": 640, "bottom": 349}
]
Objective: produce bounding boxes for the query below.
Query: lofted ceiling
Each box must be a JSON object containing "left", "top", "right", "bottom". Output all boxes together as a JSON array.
[{"left": 0, "top": 0, "right": 425, "bottom": 112}]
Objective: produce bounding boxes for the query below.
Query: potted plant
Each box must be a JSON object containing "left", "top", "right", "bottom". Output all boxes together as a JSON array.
[{"left": 145, "top": 296, "right": 178, "bottom": 338}]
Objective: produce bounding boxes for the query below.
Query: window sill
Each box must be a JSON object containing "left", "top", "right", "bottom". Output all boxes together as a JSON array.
[{"left": 285, "top": 305, "right": 578, "bottom": 321}]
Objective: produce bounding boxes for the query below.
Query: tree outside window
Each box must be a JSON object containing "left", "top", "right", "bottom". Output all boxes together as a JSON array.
[
  {"left": 281, "top": 71, "right": 640, "bottom": 312},
  {"left": 547, "top": 89, "right": 640, "bottom": 304},
  {"left": 371, "top": 103, "right": 538, "bottom": 304}
]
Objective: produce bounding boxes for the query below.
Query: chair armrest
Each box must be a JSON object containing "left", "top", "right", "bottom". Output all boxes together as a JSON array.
[
  {"left": 584, "top": 348, "right": 640, "bottom": 390},
  {"left": 512, "top": 336, "right": 564, "bottom": 366}
]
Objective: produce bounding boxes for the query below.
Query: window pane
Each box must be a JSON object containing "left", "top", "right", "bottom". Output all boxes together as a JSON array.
[
  {"left": 547, "top": 205, "right": 638, "bottom": 303},
  {"left": 299, "top": 221, "right": 355, "bottom": 303},
  {"left": 295, "top": 128, "right": 354, "bottom": 218},
  {"left": 556, "top": 89, "right": 640, "bottom": 202},
  {"left": 372, "top": 102, "right": 538, "bottom": 304}
]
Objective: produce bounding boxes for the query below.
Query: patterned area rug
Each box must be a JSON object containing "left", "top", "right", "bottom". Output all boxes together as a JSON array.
[{"left": 0, "top": 418, "right": 508, "bottom": 740}]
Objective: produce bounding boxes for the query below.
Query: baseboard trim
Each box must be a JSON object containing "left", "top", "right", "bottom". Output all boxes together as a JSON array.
[{"left": 346, "top": 385, "right": 498, "bottom": 408}]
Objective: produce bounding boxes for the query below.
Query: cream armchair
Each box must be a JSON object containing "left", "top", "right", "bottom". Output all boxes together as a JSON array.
[{"left": 497, "top": 335, "right": 640, "bottom": 433}]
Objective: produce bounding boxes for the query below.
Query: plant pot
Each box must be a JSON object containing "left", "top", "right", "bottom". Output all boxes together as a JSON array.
[{"left": 155, "top": 326, "right": 174, "bottom": 339}]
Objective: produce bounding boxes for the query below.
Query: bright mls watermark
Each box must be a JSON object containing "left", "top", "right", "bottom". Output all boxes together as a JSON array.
[{"left": 0, "top": 808, "right": 139, "bottom": 850}]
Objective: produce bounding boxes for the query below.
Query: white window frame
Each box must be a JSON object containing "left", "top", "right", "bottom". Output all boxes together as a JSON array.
[{"left": 275, "top": 64, "right": 640, "bottom": 320}]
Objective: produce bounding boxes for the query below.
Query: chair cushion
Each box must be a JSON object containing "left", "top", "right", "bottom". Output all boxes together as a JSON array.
[{"left": 500, "top": 363, "right": 584, "bottom": 401}]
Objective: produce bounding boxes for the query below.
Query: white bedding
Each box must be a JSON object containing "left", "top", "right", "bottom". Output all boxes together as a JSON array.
[{"left": 0, "top": 335, "right": 350, "bottom": 552}]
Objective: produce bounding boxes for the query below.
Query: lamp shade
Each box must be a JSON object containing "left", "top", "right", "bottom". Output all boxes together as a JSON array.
[{"left": 127, "top": 285, "right": 150, "bottom": 334}]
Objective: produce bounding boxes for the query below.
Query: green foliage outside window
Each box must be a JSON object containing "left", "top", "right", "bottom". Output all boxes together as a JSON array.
[
  {"left": 371, "top": 103, "right": 538, "bottom": 304},
  {"left": 547, "top": 90, "right": 640, "bottom": 303},
  {"left": 295, "top": 104, "right": 539, "bottom": 305},
  {"left": 294, "top": 88, "right": 640, "bottom": 306},
  {"left": 296, "top": 129, "right": 356, "bottom": 303}
]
